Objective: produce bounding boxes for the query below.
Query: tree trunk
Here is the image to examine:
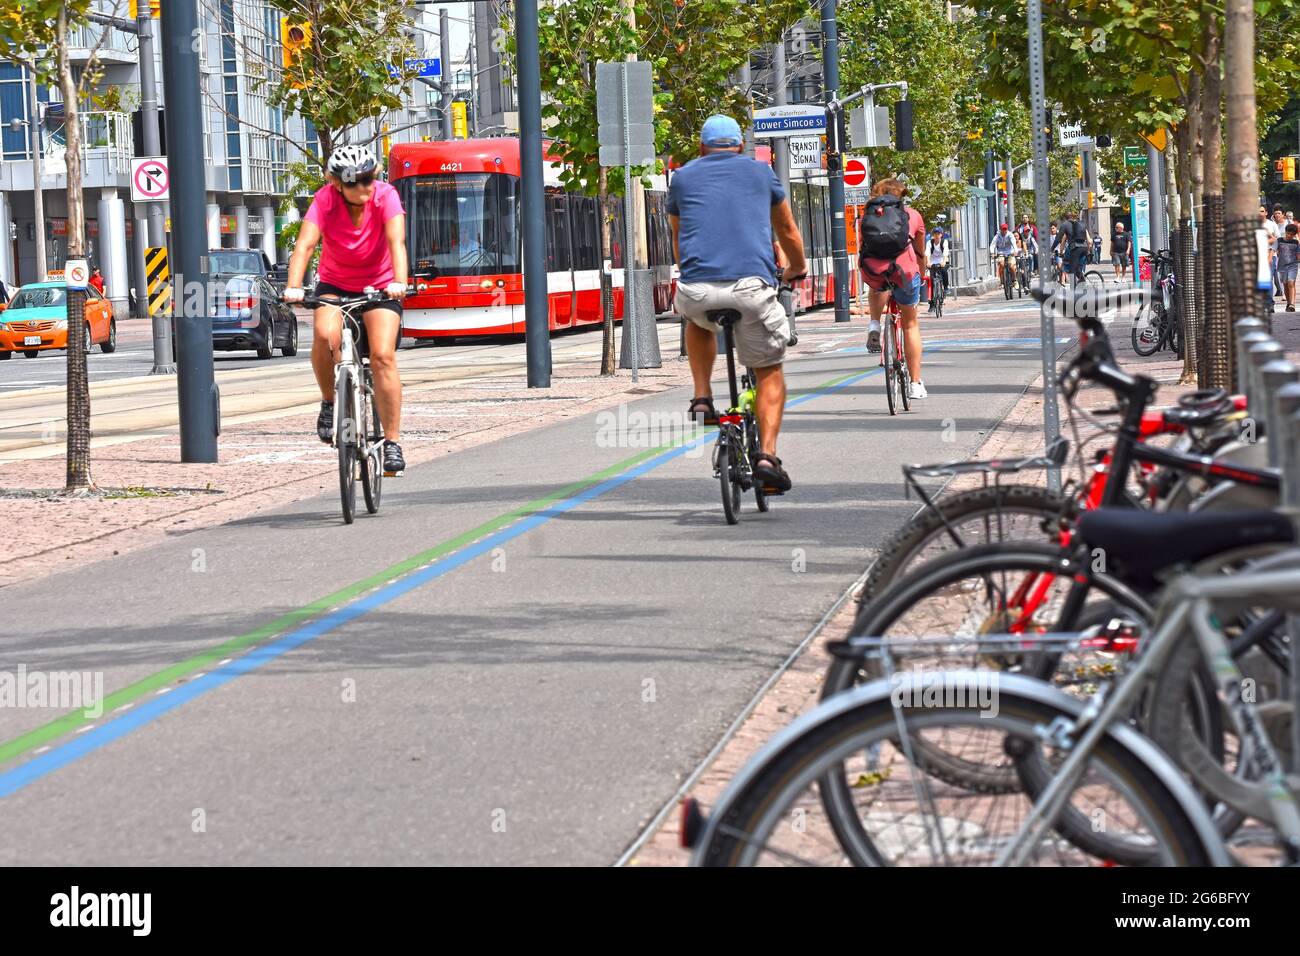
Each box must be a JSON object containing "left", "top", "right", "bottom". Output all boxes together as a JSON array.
[
  {"left": 1222, "top": 0, "right": 1268, "bottom": 387},
  {"left": 1174, "top": 119, "right": 1199, "bottom": 385},
  {"left": 1201, "top": 18, "right": 1229, "bottom": 390},
  {"left": 599, "top": 167, "right": 617, "bottom": 376},
  {"left": 58, "top": 9, "right": 93, "bottom": 494}
]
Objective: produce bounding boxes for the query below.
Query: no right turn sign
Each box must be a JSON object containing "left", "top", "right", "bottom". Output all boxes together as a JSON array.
[{"left": 131, "top": 157, "right": 170, "bottom": 203}]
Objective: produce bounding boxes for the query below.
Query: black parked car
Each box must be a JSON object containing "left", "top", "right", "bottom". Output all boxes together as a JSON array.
[{"left": 174, "top": 274, "right": 298, "bottom": 359}]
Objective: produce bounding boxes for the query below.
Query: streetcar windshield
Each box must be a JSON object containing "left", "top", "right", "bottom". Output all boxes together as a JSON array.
[{"left": 398, "top": 172, "right": 520, "bottom": 277}]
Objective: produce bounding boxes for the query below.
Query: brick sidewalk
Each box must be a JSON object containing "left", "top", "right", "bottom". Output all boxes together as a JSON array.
[{"left": 626, "top": 290, "right": 1297, "bottom": 866}]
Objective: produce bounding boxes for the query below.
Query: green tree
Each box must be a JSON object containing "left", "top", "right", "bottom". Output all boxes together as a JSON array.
[
  {"left": 264, "top": 0, "right": 418, "bottom": 164},
  {"left": 0, "top": 0, "right": 105, "bottom": 493}
]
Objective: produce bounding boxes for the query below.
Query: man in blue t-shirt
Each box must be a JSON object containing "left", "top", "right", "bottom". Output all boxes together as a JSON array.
[{"left": 668, "top": 114, "right": 809, "bottom": 493}]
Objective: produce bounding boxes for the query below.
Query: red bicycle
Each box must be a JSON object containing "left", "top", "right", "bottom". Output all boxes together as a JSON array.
[{"left": 881, "top": 289, "right": 911, "bottom": 416}]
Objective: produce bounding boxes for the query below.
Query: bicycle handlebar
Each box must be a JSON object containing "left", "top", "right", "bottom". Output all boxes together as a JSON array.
[{"left": 299, "top": 289, "right": 386, "bottom": 309}]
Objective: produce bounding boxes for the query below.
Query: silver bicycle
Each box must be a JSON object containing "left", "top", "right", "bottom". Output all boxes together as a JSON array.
[
  {"left": 304, "top": 290, "right": 388, "bottom": 524},
  {"left": 687, "top": 545, "right": 1300, "bottom": 865}
]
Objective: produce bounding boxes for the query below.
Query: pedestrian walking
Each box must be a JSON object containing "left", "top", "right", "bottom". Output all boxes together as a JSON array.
[
  {"left": 89, "top": 267, "right": 105, "bottom": 294},
  {"left": 1111, "top": 222, "right": 1132, "bottom": 281},
  {"left": 1277, "top": 222, "right": 1300, "bottom": 312}
]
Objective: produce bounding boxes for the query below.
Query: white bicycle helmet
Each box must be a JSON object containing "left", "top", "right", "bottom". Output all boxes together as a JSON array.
[{"left": 327, "top": 144, "right": 378, "bottom": 182}]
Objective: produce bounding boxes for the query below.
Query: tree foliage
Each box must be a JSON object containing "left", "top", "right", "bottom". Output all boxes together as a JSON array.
[{"left": 265, "top": 0, "right": 418, "bottom": 164}]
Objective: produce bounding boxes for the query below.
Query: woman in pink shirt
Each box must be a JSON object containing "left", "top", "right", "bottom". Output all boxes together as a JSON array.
[
  {"left": 859, "top": 178, "right": 928, "bottom": 400},
  {"left": 284, "top": 145, "right": 410, "bottom": 475}
]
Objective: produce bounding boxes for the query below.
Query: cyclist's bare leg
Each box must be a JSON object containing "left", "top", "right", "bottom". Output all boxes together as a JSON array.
[
  {"left": 685, "top": 321, "right": 717, "bottom": 399},
  {"left": 362, "top": 307, "right": 402, "bottom": 443},
  {"left": 868, "top": 287, "right": 887, "bottom": 323},
  {"left": 753, "top": 363, "right": 785, "bottom": 456},
  {"left": 311, "top": 305, "right": 343, "bottom": 401},
  {"left": 899, "top": 302, "right": 922, "bottom": 382}
]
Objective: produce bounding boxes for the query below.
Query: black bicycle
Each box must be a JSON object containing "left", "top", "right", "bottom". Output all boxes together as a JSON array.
[
  {"left": 1000, "top": 254, "right": 1016, "bottom": 300},
  {"left": 1132, "top": 247, "right": 1181, "bottom": 357},
  {"left": 928, "top": 265, "right": 947, "bottom": 318},
  {"left": 1016, "top": 252, "right": 1032, "bottom": 297}
]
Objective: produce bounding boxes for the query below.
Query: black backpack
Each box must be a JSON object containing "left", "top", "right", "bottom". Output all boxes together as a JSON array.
[{"left": 858, "top": 195, "right": 912, "bottom": 264}]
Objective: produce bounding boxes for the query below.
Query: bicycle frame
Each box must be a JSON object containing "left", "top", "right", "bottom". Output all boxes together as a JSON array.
[{"left": 995, "top": 561, "right": 1300, "bottom": 865}]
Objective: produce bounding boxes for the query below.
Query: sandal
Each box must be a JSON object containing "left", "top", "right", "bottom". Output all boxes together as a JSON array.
[
  {"left": 753, "top": 452, "right": 792, "bottom": 493},
  {"left": 688, "top": 396, "right": 720, "bottom": 426}
]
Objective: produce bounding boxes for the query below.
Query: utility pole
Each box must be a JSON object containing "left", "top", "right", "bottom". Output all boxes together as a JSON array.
[
  {"left": 822, "top": 0, "right": 850, "bottom": 322},
  {"left": 28, "top": 69, "right": 47, "bottom": 280},
  {"left": 516, "top": 0, "right": 550, "bottom": 386},
  {"left": 161, "top": 0, "right": 219, "bottom": 460},
  {"left": 984, "top": 150, "right": 999, "bottom": 236},
  {"left": 138, "top": 9, "right": 175, "bottom": 373},
  {"left": 1028, "top": 0, "right": 1060, "bottom": 493},
  {"left": 772, "top": 32, "right": 790, "bottom": 190},
  {"left": 439, "top": 8, "right": 453, "bottom": 140},
  {"left": 1004, "top": 156, "right": 1015, "bottom": 227}
]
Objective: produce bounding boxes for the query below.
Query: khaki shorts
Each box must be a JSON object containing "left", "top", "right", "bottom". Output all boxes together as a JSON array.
[{"left": 674, "top": 277, "right": 789, "bottom": 368}]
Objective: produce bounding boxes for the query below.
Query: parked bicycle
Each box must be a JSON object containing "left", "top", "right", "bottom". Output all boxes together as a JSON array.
[{"left": 1132, "top": 248, "right": 1182, "bottom": 357}]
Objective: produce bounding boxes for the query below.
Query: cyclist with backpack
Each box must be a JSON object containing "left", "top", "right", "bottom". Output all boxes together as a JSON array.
[
  {"left": 859, "top": 178, "right": 928, "bottom": 400},
  {"left": 1056, "top": 209, "right": 1091, "bottom": 284}
]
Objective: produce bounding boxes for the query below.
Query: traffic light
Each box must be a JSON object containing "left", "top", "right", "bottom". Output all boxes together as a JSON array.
[
  {"left": 1087, "top": 191, "right": 1096, "bottom": 209},
  {"left": 129, "top": 0, "right": 160, "bottom": 16},
  {"left": 997, "top": 169, "right": 1008, "bottom": 203},
  {"left": 1075, "top": 154, "right": 1084, "bottom": 180},
  {"left": 281, "top": 18, "right": 312, "bottom": 70},
  {"left": 1287, "top": 156, "right": 1297, "bottom": 182},
  {"left": 1275, "top": 158, "right": 1286, "bottom": 184},
  {"left": 1044, "top": 107, "right": 1054, "bottom": 149},
  {"left": 1096, "top": 134, "right": 1113, "bottom": 148}
]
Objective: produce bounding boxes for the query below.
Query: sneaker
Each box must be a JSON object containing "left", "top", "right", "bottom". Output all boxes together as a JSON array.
[
  {"left": 909, "top": 380, "right": 929, "bottom": 400},
  {"left": 382, "top": 440, "right": 406, "bottom": 476},
  {"left": 1288, "top": 305, "right": 1297, "bottom": 312},
  {"left": 317, "top": 400, "right": 334, "bottom": 444},
  {"left": 866, "top": 322, "right": 882, "bottom": 353}
]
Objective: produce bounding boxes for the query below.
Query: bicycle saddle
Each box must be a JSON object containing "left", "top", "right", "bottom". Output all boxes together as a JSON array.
[
  {"left": 707, "top": 309, "right": 742, "bottom": 325},
  {"left": 1076, "top": 508, "right": 1295, "bottom": 590},
  {"left": 1163, "top": 394, "right": 1235, "bottom": 429}
]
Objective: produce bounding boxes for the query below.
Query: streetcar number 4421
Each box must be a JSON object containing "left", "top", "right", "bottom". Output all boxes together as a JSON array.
[{"left": 439, "top": 162, "right": 463, "bottom": 172}]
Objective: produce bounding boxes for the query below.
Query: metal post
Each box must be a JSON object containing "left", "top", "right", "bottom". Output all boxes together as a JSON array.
[
  {"left": 1247, "top": 340, "right": 1285, "bottom": 432},
  {"left": 1147, "top": 143, "right": 1165, "bottom": 254},
  {"left": 515, "top": 0, "right": 550, "bottom": 387},
  {"left": 822, "top": 0, "right": 850, "bottom": 322},
  {"left": 1236, "top": 329, "right": 1272, "bottom": 409},
  {"left": 140, "top": 13, "right": 175, "bottom": 372},
  {"left": 1005, "top": 156, "right": 1015, "bottom": 228},
  {"left": 1028, "top": 0, "right": 1059, "bottom": 493},
  {"left": 621, "top": 67, "right": 638, "bottom": 383},
  {"left": 1260, "top": 359, "right": 1299, "bottom": 468},
  {"left": 772, "top": 32, "right": 790, "bottom": 190},
  {"left": 984, "top": 150, "right": 998, "bottom": 238},
  {"left": 27, "top": 68, "right": 47, "bottom": 280},
  {"left": 440, "top": 9, "right": 454, "bottom": 141},
  {"left": 161, "top": 0, "right": 218, "bottom": 461}
]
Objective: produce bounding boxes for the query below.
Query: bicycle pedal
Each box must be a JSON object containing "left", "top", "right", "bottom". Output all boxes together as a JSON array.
[
  {"left": 761, "top": 485, "right": 786, "bottom": 496},
  {"left": 383, "top": 469, "right": 405, "bottom": 478}
]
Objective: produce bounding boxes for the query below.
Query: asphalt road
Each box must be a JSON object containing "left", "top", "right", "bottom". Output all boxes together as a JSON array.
[{"left": 0, "top": 304, "right": 1066, "bottom": 864}]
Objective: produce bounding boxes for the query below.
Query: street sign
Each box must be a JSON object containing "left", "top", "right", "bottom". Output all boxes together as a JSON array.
[
  {"left": 64, "top": 259, "right": 88, "bottom": 290},
  {"left": 844, "top": 186, "right": 871, "bottom": 205},
  {"left": 849, "top": 105, "right": 891, "bottom": 148},
  {"left": 752, "top": 104, "right": 825, "bottom": 139},
  {"left": 146, "top": 246, "right": 172, "bottom": 317},
  {"left": 388, "top": 57, "right": 441, "bottom": 79},
  {"left": 1123, "top": 146, "right": 1148, "bottom": 168},
  {"left": 131, "top": 156, "right": 170, "bottom": 202},
  {"left": 596, "top": 61, "right": 655, "bottom": 167},
  {"left": 789, "top": 136, "right": 822, "bottom": 170},
  {"left": 843, "top": 156, "right": 869, "bottom": 187},
  {"left": 1140, "top": 128, "right": 1168, "bottom": 152}
]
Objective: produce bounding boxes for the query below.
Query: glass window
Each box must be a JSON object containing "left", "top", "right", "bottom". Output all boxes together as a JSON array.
[
  {"left": 10, "top": 287, "right": 66, "bottom": 310},
  {"left": 397, "top": 173, "right": 521, "bottom": 277},
  {"left": 546, "top": 192, "right": 571, "bottom": 272},
  {"left": 208, "top": 250, "right": 264, "bottom": 274}
]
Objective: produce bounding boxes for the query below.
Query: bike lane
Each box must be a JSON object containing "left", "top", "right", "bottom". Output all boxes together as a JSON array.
[{"left": 0, "top": 310, "right": 1063, "bottom": 863}]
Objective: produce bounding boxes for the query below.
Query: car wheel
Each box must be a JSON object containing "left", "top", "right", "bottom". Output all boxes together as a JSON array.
[
  {"left": 83, "top": 323, "right": 93, "bottom": 353},
  {"left": 24, "top": 350, "right": 39, "bottom": 358},
  {"left": 100, "top": 319, "right": 117, "bottom": 354},
  {"left": 281, "top": 316, "right": 299, "bottom": 357},
  {"left": 256, "top": 317, "right": 274, "bottom": 359}
]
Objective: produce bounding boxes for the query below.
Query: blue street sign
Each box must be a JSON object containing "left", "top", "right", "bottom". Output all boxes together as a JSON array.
[
  {"left": 751, "top": 106, "right": 827, "bottom": 139},
  {"left": 388, "top": 57, "right": 441, "bottom": 79}
]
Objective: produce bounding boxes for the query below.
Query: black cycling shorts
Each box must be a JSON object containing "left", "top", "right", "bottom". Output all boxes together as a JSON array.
[{"left": 314, "top": 281, "right": 403, "bottom": 318}]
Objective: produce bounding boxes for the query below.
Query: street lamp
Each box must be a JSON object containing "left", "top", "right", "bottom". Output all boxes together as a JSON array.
[{"left": 8, "top": 79, "right": 46, "bottom": 280}]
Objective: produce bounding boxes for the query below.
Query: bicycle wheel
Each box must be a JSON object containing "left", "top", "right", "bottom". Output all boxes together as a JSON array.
[
  {"left": 717, "top": 433, "right": 741, "bottom": 525},
  {"left": 360, "top": 380, "right": 383, "bottom": 515},
  {"left": 336, "top": 369, "right": 358, "bottom": 525},
  {"left": 1131, "top": 305, "right": 1165, "bottom": 356},
  {"left": 861, "top": 484, "right": 1068, "bottom": 603},
  {"left": 1167, "top": 310, "right": 1183, "bottom": 357},
  {"left": 896, "top": 323, "right": 911, "bottom": 413},
  {"left": 1003, "top": 266, "right": 1013, "bottom": 300},
  {"left": 693, "top": 677, "right": 1219, "bottom": 866},
  {"left": 1084, "top": 269, "right": 1106, "bottom": 288},
  {"left": 747, "top": 416, "right": 769, "bottom": 513},
  {"left": 883, "top": 317, "right": 897, "bottom": 416}
]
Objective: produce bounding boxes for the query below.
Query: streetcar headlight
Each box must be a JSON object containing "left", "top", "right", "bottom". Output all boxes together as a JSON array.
[{"left": 479, "top": 279, "right": 493, "bottom": 291}]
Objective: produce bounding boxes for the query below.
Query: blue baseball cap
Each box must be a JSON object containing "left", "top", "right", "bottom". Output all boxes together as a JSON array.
[{"left": 701, "top": 115, "right": 743, "bottom": 147}]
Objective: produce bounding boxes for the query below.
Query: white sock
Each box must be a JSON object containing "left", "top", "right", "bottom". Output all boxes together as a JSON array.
[{"left": 867, "top": 319, "right": 881, "bottom": 333}]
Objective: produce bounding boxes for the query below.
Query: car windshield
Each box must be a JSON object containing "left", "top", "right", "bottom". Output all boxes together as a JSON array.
[
  {"left": 10, "top": 287, "right": 65, "bottom": 310},
  {"left": 208, "top": 251, "right": 264, "bottom": 275}
]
